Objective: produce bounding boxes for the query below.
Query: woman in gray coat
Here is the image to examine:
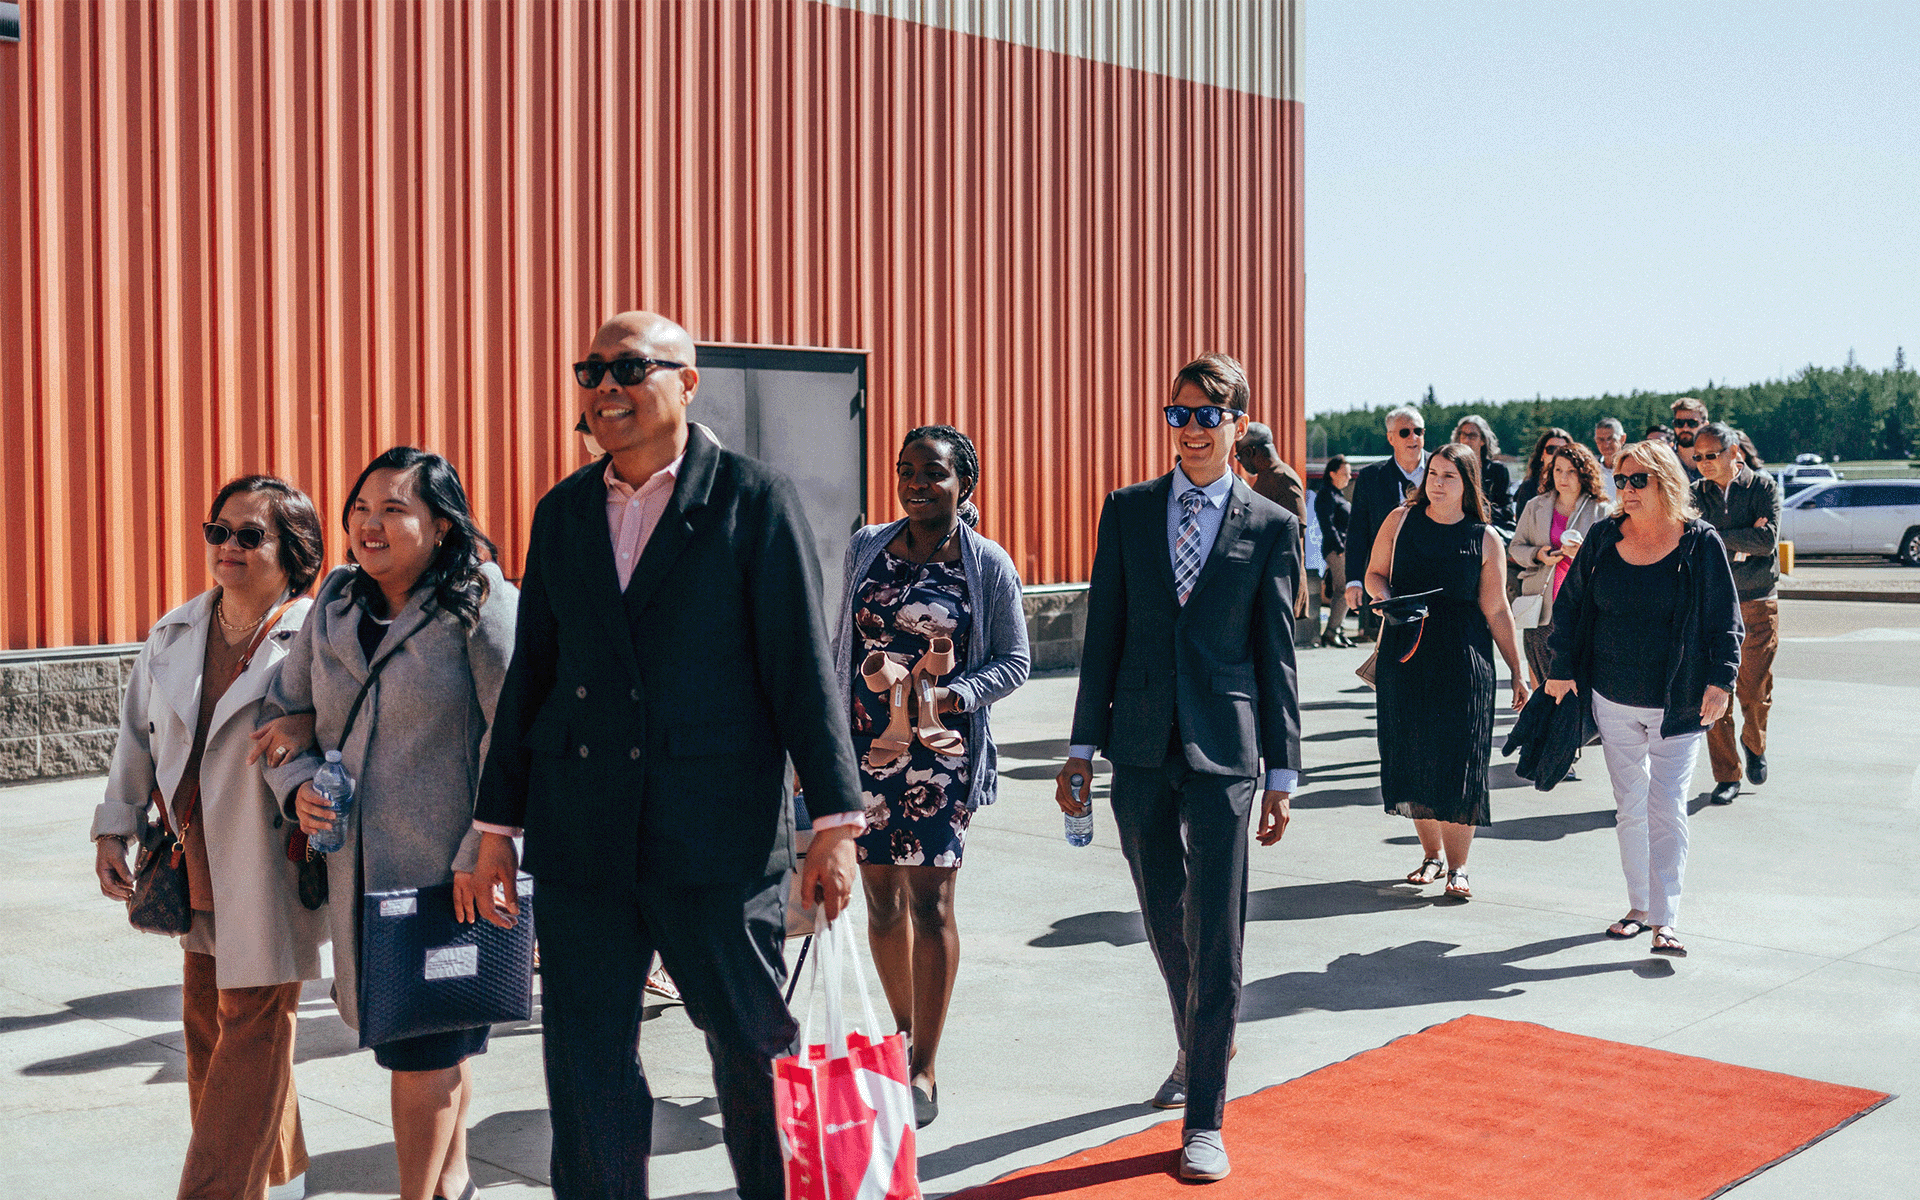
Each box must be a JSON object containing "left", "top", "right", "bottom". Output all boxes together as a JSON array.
[
  {"left": 92, "top": 475, "right": 330, "bottom": 1200},
  {"left": 829, "top": 426, "right": 1030, "bottom": 1129},
  {"left": 257, "top": 448, "right": 515, "bottom": 1200}
]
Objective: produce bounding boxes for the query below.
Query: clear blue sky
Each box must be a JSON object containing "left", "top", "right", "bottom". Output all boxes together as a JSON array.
[{"left": 1302, "top": 0, "right": 1920, "bottom": 415}]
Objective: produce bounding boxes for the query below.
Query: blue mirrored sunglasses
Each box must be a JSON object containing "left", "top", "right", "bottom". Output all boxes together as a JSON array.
[{"left": 1164, "top": 404, "right": 1243, "bottom": 429}]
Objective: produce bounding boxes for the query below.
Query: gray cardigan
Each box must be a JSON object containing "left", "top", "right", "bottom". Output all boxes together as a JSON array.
[
  {"left": 830, "top": 520, "right": 1030, "bottom": 810},
  {"left": 260, "top": 562, "right": 517, "bottom": 1029}
]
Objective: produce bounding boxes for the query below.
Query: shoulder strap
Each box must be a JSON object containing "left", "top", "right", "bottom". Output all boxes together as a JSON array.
[
  {"left": 233, "top": 597, "right": 300, "bottom": 681},
  {"left": 338, "top": 610, "right": 423, "bottom": 750}
]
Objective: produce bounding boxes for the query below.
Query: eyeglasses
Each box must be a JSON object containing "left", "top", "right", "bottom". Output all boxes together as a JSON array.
[
  {"left": 203, "top": 522, "right": 268, "bottom": 550},
  {"left": 572, "top": 356, "right": 687, "bottom": 389},
  {"left": 1691, "top": 450, "right": 1724, "bottom": 463},
  {"left": 1672, "top": 417, "right": 1703, "bottom": 429},
  {"left": 1164, "top": 405, "right": 1243, "bottom": 429},
  {"left": 1394, "top": 426, "right": 1426, "bottom": 439},
  {"left": 1613, "top": 473, "right": 1653, "bottom": 491}
]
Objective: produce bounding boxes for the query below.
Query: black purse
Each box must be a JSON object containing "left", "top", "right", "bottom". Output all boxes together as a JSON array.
[
  {"left": 127, "top": 782, "right": 198, "bottom": 936},
  {"left": 357, "top": 875, "right": 537, "bottom": 1047}
]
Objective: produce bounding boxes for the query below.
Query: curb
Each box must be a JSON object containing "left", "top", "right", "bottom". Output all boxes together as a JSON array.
[{"left": 1778, "top": 588, "right": 1920, "bottom": 604}]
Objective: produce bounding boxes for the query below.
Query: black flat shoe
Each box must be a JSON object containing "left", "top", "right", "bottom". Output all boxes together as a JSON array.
[
  {"left": 1744, "top": 748, "right": 1768, "bottom": 786},
  {"left": 433, "top": 1181, "right": 476, "bottom": 1200},
  {"left": 1709, "top": 781, "right": 1740, "bottom": 805},
  {"left": 913, "top": 1081, "right": 938, "bottom": 1128}
]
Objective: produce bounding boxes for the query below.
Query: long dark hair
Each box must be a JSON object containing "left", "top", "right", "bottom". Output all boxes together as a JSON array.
[
  {"left": 1314, "top": 454, "right": 1348, "bottom": 496},
  {"left": 901, "top": 425, "right": 981, "bottom": 529},
  {"left": 208, "top": 474, "right": 326, "bottom": 595},
  {"left": 1408, "top": 442, "right": 1489, "bottom": 524},
  {"left": 343, "top": 447, "right": 496, "bottom": 628},
  {"left": 1523, "top": 427, "right": 1575, "bottom": 488}
]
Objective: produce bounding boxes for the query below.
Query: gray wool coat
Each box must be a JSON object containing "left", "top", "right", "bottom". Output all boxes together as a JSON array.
[
  {"left": 830, "top": 520, "right": 1030, "bottom": 811},
  {"left": 261, "top": 563, "right": 517, "bottom": 1030}
]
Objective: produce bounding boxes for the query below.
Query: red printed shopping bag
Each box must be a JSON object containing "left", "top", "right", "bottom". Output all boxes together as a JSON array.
[{"left": 775, "top": 913, "right": 921, "bottom": 1200}]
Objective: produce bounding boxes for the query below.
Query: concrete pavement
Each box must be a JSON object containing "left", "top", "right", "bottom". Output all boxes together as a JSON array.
[{"left": 2, "top": 597, "right": 1915, "bottom": 1198}]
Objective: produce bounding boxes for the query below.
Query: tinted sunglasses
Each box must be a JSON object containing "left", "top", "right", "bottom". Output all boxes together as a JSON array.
[
  {"left": 572, "top": 356, "right": 687, "bottom": 389},
  {"left": 1672, "top": 417, "right": 1703, "bottom": 429},
  {"left": 1691, "top": 449, "right": 1724, "bottom": 463},
  {"left": 203, "top": 522, "right": 268, "bottom": 550},
  {"left": 1395, "top": 425, "right": 1426, "bottom": 439},
  {"left": 1612, "top": 473, "right": 1653, "bottom": 491},
  {"left": 1164, "top": 404, "right": 1243, "bottom": 429}
]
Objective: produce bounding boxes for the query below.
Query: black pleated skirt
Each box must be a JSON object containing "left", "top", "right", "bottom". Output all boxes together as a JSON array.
[{"left": 1375, "top": 599, "right": 1495, "bottom": 826}]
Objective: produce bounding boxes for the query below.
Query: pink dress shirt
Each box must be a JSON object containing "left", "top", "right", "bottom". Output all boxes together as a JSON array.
[{"left": 474, "top": 452, "right": 861, "bottom": 840}]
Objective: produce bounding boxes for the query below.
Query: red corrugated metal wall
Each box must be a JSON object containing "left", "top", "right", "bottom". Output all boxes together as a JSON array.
[{"left": 0, "top": 0, "right": 1303, "bottom": 651}]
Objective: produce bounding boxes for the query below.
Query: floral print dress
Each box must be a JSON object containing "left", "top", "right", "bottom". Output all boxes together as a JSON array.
[{"left": 850, "top": 548, "right": 974, "bottom": 868}]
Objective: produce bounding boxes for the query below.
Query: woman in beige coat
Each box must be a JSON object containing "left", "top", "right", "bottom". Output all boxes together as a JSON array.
[
  {"left": 91, "top": 475, "right": 330, "bottom": 1200},
  {"left": 1510, "top": 443, "right": 1613, "bottom": 688}
]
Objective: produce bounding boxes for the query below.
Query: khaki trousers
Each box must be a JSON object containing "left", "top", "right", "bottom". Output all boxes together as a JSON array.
[
  {"left": 1707, "top": 597, "right": 1779, "bottom": 784},
  {"left": 179, "top": 950, "right": 307, "bottom": 1200}
]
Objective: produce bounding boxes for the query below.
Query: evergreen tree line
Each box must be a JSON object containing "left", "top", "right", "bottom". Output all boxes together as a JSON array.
[{"left": 1307, "top": 353, "right": 1920, "bottom": 465}]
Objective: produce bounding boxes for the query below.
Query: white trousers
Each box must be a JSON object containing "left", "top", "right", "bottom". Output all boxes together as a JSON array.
[{"left": 1592, "top": 691, "right": 1702, "bottom": 928}]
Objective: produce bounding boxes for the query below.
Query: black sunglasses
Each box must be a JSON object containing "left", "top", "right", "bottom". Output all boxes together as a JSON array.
[
  {"left": 1691, "top": 449, "right": 1724, "bottom": 463},
  {"left": 1395, "top": 425, "right": 1426, "bottom": 439},
  {"left": 1672, "top": 417, "right": 1703, "bottom": 429},
  {"left": 203, "top": 522, "right": 268, "bottom": 550},
  {"left": 572, "top": 356, "right": 687, "bottom": 389},
  {"left": 1164, "top": 405, "right": 1243, "bottom": 429},
  {"left": 1613, "top": 472, "right": 1653, "bottom": 491}
]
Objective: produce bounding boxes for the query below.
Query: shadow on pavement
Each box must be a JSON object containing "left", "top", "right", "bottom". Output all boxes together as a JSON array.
[
  {"left": 917, "top": 1102, "right": 1152, "bottom": 1183},
  {"left": 0, "top": 983, "right": 180, "bottom": 1034},
  {"left": 1382, "top": 809, "right": 1617, "bottom": 845},
  {"left": 930, "top": 1150, "right": 1173, "bottom": 1198},
  {"left": 1030, "top": 880, "right": 1444, "bottom": 948},
  {"left": 1240, "top": 933, "right": 1641, "bottom": 1021}
]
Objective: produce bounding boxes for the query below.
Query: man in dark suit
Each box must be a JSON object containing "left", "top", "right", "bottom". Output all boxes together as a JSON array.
[
  {"left": 1343, "top": 405, "right": 1428, "bottom": 640},
  {"left": 467, "top": 311, "right": 863, "bottom": 1200},
  {"left": 1056, "top": 353, "right": 1301, "bottom": 1183},
  {"left": 1235, "top": 421, "right": 1313, "bottom": 637}
]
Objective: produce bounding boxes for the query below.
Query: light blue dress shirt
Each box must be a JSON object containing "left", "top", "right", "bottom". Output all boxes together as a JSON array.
[{"left": 1071, "top": 465, "right": 1300, "bottom": 794}]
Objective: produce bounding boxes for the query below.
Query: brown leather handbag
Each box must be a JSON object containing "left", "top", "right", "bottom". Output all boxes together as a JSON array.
[{"left": 128, "top": 781, "right": 198, "bottom": 935}]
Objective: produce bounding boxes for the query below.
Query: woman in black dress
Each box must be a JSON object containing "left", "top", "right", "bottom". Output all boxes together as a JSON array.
[{"left": 1364, "top": 443, "right": 1529, "bottom": 899}]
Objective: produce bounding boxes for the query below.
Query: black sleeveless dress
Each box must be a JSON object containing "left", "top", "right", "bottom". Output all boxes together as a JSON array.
[{"left": 1376, "top": 508, "right": 1495, "bottom": 826}]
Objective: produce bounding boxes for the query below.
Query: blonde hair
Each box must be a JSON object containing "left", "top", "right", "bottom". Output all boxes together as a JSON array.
[{"left": 1615, "top": 440, "right": 1699, "bottom": 523}]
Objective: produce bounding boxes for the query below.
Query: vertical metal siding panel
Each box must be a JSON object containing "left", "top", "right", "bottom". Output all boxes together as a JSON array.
[{"left": 4, "top": 0, "right": 1300, "bottom": 648}]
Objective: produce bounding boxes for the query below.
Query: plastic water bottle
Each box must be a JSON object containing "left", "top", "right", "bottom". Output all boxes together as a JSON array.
[
  {"left": 1064, "top": 773, "right": 1094, "bottom": 847},
  {"left": 306, "top": 750, "right": 355, "bottom": 855}
]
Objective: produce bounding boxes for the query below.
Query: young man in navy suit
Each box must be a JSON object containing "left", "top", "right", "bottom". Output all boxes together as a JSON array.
[{"left": 1057, "top": 353, "right": 1302, "bottom": 1182}]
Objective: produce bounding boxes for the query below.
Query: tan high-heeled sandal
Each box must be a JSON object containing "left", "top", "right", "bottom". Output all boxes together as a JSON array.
[
  {"left": 861, "top": 651, "right": 915, "bottom": 766},
  {"left": 910, "top": 637, "right": 965, "bottom": 757}
]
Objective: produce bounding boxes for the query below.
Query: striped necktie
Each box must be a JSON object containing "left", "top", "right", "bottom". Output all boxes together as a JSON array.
[{"left": 1173, "top": 489, "right": 1207, "bottom": 604}]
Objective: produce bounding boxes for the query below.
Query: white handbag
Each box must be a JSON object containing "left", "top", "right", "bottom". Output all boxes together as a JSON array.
[{"left": 1511, "top": 592, "right": 1545, "bottom": 630}]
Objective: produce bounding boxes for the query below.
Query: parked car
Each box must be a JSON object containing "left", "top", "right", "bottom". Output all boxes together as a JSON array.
[
  {"left": 1779, "top": 479, "right": 1920, "bottom": 563},
  {"left": 1773, "top": 463, "right": 1841, "bottom": 499}
]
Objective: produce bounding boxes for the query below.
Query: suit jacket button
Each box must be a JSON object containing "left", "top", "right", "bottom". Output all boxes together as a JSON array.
[
  {"left": 577, "top": 745, "right": 590, "bottom": 759},
  {"left": 576, "top": 686, "right": 588, "bottom": 699},
  {"left": 629, "top": 747, "right": 641, "bottom": 760}
]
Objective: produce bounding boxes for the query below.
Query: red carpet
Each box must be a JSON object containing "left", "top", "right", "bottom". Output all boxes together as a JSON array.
[{"left": 949, "top": 1015, "right": 1890, "bottom": 1200}]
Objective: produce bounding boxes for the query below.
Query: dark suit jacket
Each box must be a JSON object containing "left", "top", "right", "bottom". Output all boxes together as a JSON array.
[
  {"left": 1346, "top": 457, "right": 1420, "bottom": 597},
  {"left": 475, "top": 433, "right": 862, "bottom": 893},
  {"left": 1069, "top": 473, "right": 1301, "bottom": 778}
]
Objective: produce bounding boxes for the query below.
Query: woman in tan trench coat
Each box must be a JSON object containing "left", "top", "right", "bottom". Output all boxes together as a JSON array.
[{"left": 92, "top": 475, "right": 331, "bottom": 1200}]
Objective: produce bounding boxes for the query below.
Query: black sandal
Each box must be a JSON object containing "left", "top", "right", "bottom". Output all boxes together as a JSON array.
[
  {"left": 1406, "top": 858, "right": 1445, "bottom": 885},
  {"left": 1650, "top": 930, "right": 1688, "bottom": 957},
  {"left": 1606, "top": 916, "right": 1649, "bottom": 939}
]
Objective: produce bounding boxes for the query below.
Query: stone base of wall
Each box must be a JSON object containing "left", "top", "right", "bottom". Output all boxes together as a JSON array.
[
  {"left": 0, "top": 647, "right": 139, "bottom": 785},
  {"left": 1023, "top": 584, "right": 1089, "bottom": 673}
]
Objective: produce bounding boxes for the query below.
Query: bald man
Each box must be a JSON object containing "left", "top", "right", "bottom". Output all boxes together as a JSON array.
[{"left": 469, "top": 312, "right": 863, "bottom": 1200}]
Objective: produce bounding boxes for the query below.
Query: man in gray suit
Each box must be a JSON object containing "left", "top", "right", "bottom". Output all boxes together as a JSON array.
[{"left": 1056, "top": 353, "right": 1302, "bottom": 1183}]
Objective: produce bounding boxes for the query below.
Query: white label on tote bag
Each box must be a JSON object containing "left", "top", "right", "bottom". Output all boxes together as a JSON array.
[
  {"left": 380, "top": 897, "right": 418, "bottom": 917},
  {"left": 423, "top": 944, "right": 479, "bottom": 981}
]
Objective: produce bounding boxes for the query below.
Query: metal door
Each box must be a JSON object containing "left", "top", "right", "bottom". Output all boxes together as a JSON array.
[
  {"left": 691, "top": 347, "right": 867, "bottom": 628},
  {"left": 1785, "top": 484, "right": 1851, "bottom": 553}
]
